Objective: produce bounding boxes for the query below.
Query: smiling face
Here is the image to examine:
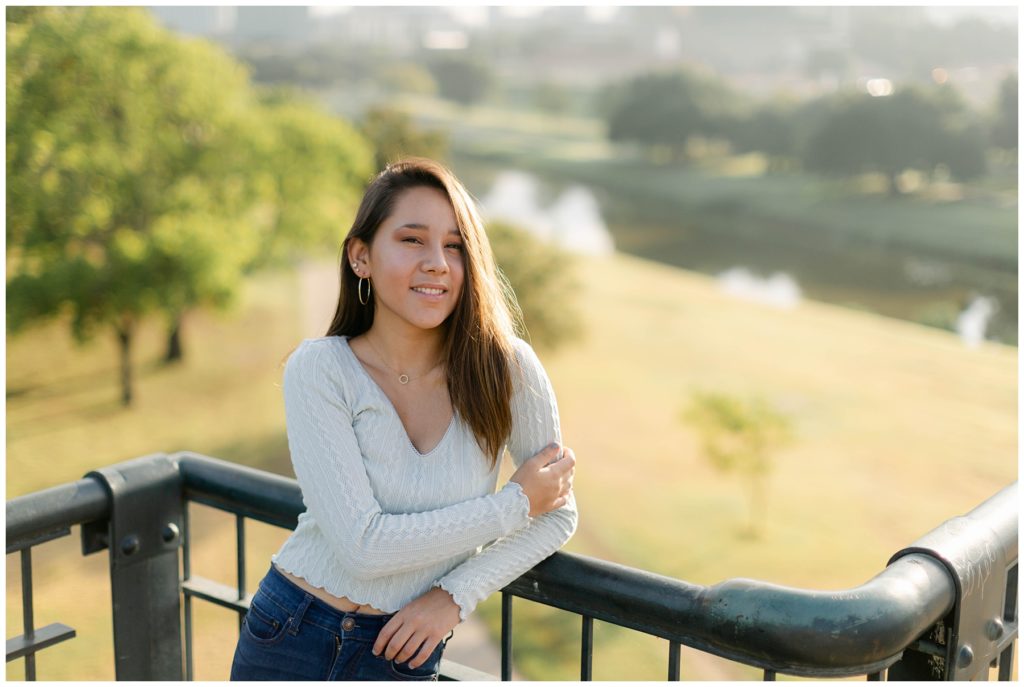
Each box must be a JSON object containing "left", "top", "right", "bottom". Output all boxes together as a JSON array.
[{"left": 348, "top": 185, "right": 466, "bottom": 336}]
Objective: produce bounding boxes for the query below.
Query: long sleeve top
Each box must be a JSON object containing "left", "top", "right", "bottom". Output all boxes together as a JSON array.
[{"left": 270, "top": 334, "right": 578, "bottom": 622}]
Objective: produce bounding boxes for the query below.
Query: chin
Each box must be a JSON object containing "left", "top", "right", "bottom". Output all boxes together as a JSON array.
[{"left": 405, "top": 313, "right": 454, "bottom": 331}]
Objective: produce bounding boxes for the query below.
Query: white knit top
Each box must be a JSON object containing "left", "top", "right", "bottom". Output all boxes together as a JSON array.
[{"left": 270, "top": 335, "right": 578, "bottom": 622}]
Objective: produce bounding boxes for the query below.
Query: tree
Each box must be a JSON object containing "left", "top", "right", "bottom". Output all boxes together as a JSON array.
[
  {"left": 726, "top": 99, "right": 800, "bottom": 171},
  {"left": 802, "top": 86, "right": 986, "bottom": 195},
  {"left": 602, "top": 68, "right": 744, "bottom": 163},
  {"left": 358, "top": 106, "right": 448, "bottom": 174},
  {"left": 7, "top": 7, "right": 270, "bottom": 404},
  {"left": 247, "top": 90, "right": 375, "bottom": 270},
  {"left": 941, "top": 122, "right": 988, "bottom": 182},
  {"left": 425, "top": 53, "right": 494, "bottom": 107},
  {"left": 8, "top": 9, "right": 376, "bottom": 385},
  {"left": 487, "top": 221, "right": 583, "bottom": 352},
  {"left": 682, "top": 391, "right": 794, "bottom": 539},
  {"left": 161, "top": 89, "right": 374, "bottom": 364},
  {"left": 991, "top": 72, "right": 1017, "bottom": 152}
]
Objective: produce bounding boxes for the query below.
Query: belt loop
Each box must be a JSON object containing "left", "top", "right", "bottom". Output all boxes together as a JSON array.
[{"left": 287, "top": 593, "right": 314, "bottom": 636}]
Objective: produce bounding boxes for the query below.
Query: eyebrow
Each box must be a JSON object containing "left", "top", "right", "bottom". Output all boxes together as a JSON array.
[{"left": 396, "top": 222, "right": 461, "bottom": 236}]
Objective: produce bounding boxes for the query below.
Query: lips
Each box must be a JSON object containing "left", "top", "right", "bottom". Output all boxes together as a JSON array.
[{"left": 411, "top": 286, "right": 447, "bottom": 296}]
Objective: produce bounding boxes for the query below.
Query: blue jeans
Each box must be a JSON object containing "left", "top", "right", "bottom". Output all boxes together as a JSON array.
[{"left": 230, "top": 564, "right": 452, "bottom": 681}]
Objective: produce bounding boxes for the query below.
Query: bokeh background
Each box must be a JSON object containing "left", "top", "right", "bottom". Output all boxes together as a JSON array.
[{"left": 6, "top": 5, "right": 1017, "bottom": 681}]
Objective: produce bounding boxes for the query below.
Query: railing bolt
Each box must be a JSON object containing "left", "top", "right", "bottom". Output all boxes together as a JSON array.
[
  {"left": 957, "top": 644, "right": 973, "bottom": 669},
  {"left": 120, "top": 534, "right": 139, "bottom": 556},
  {"left": 162, "top": 523, "right": 179, "bottom": 543},
  {"left": 985, "top": 618, "right": 1004, "bottom": 641}
]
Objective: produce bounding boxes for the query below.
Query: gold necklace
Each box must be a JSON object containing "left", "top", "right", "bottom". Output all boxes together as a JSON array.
[{"left": 364, "top": 335, "right": 441, "bottom": 385}]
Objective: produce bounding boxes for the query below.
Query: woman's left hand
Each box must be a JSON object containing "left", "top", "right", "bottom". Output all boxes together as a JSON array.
[{"left": 372, "top": 587, "right": 461, "bottom": 669}]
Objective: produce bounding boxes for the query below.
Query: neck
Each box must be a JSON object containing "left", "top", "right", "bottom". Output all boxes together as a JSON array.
[{"left": 363, "top": 321, "right": 446, "bottom": 375}]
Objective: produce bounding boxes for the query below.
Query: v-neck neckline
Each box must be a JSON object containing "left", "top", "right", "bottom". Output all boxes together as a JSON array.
[{"left": 338, "top": 335, "right": 456, "bottom": 457}]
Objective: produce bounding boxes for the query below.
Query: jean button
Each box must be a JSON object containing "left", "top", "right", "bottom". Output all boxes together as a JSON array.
[{"left": 342, "top": 617, "right": 355, "bottom": 631}]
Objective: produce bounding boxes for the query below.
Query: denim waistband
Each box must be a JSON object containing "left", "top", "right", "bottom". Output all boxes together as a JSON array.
[{"left": 257, "top": 564, "right": 396, "bottom": 638}]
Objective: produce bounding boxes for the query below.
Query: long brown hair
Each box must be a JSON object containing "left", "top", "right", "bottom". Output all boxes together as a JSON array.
[{"left": 324, "top": 157, "right": 522, "bottom": 470}]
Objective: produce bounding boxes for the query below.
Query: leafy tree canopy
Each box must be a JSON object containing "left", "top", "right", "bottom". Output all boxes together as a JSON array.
[
  {"left": 7, "top": 7, "right": 260, "bottom": 340},
  {"left": 602, "top": 68, "right": 745, "bottom": 161},
  {"left": 802, "top": 85, "right": 987, "bottom": 193}
]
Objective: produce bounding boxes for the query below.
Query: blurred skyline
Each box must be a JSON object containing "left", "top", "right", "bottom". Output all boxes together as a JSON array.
[{"left": 150, "top": 5, "right": 1017, "bottom": 107}]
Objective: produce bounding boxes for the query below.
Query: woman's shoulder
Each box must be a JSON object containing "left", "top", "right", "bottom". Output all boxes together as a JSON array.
[
  {"left": 285, "top": 336, "right": 350, "bottom": 381},
  {"left": 507, "top": 335, "right": 550, "bottom": 383}
]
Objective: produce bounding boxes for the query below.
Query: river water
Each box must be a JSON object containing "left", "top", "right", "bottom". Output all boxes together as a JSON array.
[{"left": 468, "top": 165, "right": 1015, "bottom": 347}]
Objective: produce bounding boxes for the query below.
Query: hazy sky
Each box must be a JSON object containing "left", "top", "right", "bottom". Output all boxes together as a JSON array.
[
  {"left": 923, "top": 5, "right": 1017, "bottom": 27},
  {"left": 307, "top": 5, "right": 1017, "bottom": 29}
]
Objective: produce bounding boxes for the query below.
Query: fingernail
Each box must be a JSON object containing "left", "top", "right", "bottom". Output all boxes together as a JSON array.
[{"left": 547, "top": 441, "right": 560, "bottom": 450}]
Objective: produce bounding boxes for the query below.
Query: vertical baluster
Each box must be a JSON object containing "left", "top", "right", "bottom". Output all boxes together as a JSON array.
[
  {"left": 999, "top": 564, "right": 1017, "bottom": 681},
  {"left": 667, "top": 641, "right": 681, "bottom": 680},
  {"left": 21, "top": 547, "right": 36, "bottom": 681},
  {"left": 580, "top": 615, "right": 593, "bottom": 681},
  {"left": 501, "top": 592, "right": 513, "bottom": 681},
  {"left": 763, "top": 669, "right": 776, "bottom": 681},
  {"left": 183, "top": 502, "right": 193, "bottom": 681},
  {"left": 237, "top": 515, "right": 247, "bottom": 632},
  {"left": 997, "top": 644, "right": 1013, "bottom": 681}
]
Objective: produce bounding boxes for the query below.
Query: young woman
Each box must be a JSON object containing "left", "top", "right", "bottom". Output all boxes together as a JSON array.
[{"left": 230, "top": 158, "right": 578, "bottom": 681}]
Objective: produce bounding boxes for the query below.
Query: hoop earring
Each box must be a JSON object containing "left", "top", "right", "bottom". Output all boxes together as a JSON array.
[{"left": 358, "top": 277, "right": 371, "bottom": 306}]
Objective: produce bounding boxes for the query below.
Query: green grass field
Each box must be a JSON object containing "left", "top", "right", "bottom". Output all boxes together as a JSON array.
[{"left": 6, "top": 250, "right": 1017, "bottom": 680}]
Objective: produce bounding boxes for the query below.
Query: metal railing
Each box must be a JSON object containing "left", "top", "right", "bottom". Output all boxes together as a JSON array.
[{"left": 6, "top": 451, "right": 1018, "bottom": 681}]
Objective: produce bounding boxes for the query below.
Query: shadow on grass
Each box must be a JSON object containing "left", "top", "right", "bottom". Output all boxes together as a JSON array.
[
  {"left": 7, "top": 398, "right": 127, "bottom": 441},
  {"left": 7, "top": 355, "right": 229, "bottom": 441},
  {"left": 6, "top": 364, "right": 121, "bottom": 401}
]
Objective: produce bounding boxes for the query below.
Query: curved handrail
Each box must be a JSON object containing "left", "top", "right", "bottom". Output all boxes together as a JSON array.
[
  {"left": 509, "top": 550, "right": 953, "bottom": 676},
  {"left": 5, "top": 451, "right": 1016, "bottom": 678}
]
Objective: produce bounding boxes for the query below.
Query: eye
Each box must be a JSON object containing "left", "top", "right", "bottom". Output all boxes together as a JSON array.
[
  {"left": 402, "top": 237, "right": 422, "bottom": 244},
  {"left": 447, "top": 243, "right": 464, "bottom": 251}
]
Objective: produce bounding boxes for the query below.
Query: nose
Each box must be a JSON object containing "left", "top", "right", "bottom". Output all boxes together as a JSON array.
[{"left": 422, "top": 242, "right": 450, "bottom": 274}]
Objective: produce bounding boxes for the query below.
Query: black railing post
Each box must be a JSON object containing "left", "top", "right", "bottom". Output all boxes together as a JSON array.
[
  {"left": 83, "top": 454, "right": 184, "bottom": 680},
  {"left": 501, "top": 590, "right": 514, "bottom": 680},
  {"left": 21, "top": 548, "right": 36, "bottom": 680},
  {"left": 887, "top": 482, "right": 1018, "bottom": 680}
]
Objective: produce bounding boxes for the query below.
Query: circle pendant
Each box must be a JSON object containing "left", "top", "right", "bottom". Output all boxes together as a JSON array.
[{"left": 399, "top": 374, "right": 410, "bottom": 385}]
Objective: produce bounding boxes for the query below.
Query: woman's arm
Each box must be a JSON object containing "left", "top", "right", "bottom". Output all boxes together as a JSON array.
[
  {"left": 428, "top": 338, "right": 579, "bottom": 622},
  {"left": 283, "top": 339, "right": 533, "bottom": 579}
]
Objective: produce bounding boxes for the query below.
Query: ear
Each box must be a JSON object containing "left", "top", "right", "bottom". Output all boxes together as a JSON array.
[{"left": 347, "top": 238, "right": 371, "bottom": 276}]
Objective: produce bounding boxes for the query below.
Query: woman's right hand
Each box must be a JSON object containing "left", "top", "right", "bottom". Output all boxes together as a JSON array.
[{"left": 509, "top": 443, "right": 576, "bottom": 518}]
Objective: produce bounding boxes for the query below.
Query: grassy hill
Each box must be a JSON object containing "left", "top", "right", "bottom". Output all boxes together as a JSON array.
[{"left": 6, "top": 251, "right": 1016, "bottom": 680}]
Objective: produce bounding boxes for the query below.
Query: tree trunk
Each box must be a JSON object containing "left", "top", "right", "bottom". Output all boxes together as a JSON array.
[
  {"left": 887, "top": 171, "right": 902, "bottom": 197},
  {"left": 116, "top": 319, "right": 134, "bottom": 407},
  {"left": 671, "top": 144, "right": 688, "bottom": 164},
  {"left": 164, "top": 314, "right": 183, "bottom": 364}
]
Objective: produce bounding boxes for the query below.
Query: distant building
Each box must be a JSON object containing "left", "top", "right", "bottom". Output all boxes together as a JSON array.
[
  {"left": 149, "top": 6, "right": 234, "bottom": 38},
  {"left": 234, "top": 6, "right": 310, "bottom": 44}
]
